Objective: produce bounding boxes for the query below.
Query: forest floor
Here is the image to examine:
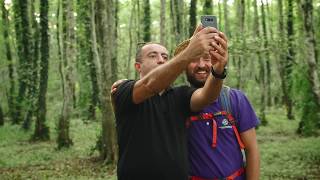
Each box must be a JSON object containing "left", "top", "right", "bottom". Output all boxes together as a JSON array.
[{"left": 0, "top": 108, "right": 320, "bottom": 180}]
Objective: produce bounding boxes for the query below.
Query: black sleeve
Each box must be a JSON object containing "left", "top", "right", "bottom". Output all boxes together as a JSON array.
[
  {"left": 176, "top": 86, "right": 197, "bottom": 115},
  {"left": 113, "top": 80, "right": 136, "bottom": 114}
]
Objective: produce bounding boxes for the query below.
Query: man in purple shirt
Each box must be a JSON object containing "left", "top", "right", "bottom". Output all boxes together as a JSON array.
[{"left": 174, "top": 38, "right": 260, "bottom": 180}]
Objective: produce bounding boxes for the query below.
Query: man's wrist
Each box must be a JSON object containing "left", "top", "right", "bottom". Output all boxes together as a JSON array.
[{"left": 211, "top": 66, "right": 227, "bottom": 79}]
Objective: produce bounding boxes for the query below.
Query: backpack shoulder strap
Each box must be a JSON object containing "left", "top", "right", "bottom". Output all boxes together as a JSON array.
[{"left": 219, "top": 85, "right": 232, "bottom": 115}]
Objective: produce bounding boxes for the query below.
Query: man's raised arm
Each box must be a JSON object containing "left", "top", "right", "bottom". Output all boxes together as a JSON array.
[
  {"left": 190, "top": 31, "right": 228, "bottom": 112},
  {"left": 133, "top": 27, "right": 218, "bottom": 104}
]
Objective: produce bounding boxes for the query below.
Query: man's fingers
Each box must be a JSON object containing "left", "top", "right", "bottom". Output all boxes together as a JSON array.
[
  {"left": 193, "top": 24, "right": 203, "bottom": 36},
  {"left": 211, "top": 42, "right": 226, "bottom": 56},
  {"left": 111, "top": 79, "right": 127, "bottom": 89},
  {"left": 218, "top": 32, "right": 228, "bottom": 42},
  {"left": 111, "top": 88, "right": 117, "bottom": 94},
  {"left": 210, "top": 50, "right": 224, "bottom": 62},
  {"left": 201, "top": 27, "right": 219, "bottom": 34},
  {"left": 111, "top": 79, "right": 127, "bottom": 95},
  {"left": 213, "top": 36, "right": 227, "bottom": 50}
]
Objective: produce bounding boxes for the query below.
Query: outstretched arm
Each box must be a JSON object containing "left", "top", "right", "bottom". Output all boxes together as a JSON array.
[
  {"left": 190, "top": 31, "right": 228, "bottom": 112},
  {"left": 133, "top": 26, "right": 219, "bottom": 104}
]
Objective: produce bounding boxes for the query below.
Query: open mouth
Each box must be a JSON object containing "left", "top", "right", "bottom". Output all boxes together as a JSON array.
[{"left": 195, "top": 70, "right": 209, "bottom": 79}]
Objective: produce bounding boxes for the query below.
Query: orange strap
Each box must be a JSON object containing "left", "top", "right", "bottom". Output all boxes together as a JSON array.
[
  {"left": 226, "top": 167, "right": 245, "bottom": 180},
  {"left": 189, "top": 113, "right": 217, "bottom": 148},
  {"left": 212, "top": 119, "right": 217, "bottom": 148},
  {"left": 189, "top": 111, "right": 245, "bottom": 150},
  {"left": 190, "top": 167, "right": 245, "bottom": 180}
]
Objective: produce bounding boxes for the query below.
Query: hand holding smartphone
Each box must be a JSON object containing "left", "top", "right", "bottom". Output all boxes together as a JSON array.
[{"left": 201, "top": 15, "right": 217, "bottom": 28}]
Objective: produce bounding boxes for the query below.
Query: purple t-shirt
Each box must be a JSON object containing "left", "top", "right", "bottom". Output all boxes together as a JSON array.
[{"left": 188, "top": 89, "right": 260, "bottom": 179}]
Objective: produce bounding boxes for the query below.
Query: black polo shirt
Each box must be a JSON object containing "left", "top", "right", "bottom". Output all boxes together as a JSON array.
[{"left": 113, "top": 80, "right": 196, "bottom": 180}]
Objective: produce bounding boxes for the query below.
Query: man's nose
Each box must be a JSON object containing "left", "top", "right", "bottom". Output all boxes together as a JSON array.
[
  {"left": 157, "top": 55, "right": 165, "bottom": 64},
  {"left": 198, "top": 58, "right": 206, "bottom": 67}
]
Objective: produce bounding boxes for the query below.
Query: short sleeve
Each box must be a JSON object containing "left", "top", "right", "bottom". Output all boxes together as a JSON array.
[
  {"left": 113, "top": 80, "right": 136, "bottom": 114},
  {"left": 230, "top": 89, "right": 260, "bottom": 133},
  {"left": 175, "top": 86, "right": 197, "bottom": 114}
]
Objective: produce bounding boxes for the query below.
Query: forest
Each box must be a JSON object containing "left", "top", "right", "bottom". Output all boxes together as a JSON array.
[{"left": 0, "top": 0, "right": 320, "bottom": 179}]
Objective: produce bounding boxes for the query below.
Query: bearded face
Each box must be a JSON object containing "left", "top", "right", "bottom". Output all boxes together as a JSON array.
[{"left": 186, "top": 57, "right": 212, "bottom": 88}]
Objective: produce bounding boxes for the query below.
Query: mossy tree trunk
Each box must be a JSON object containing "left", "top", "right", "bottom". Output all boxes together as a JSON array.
[
  {"left": 32, "top": 0, "right": 50, "bottom": 141},
  {"left": 1, "top": 0, "right": 15, "bottom": 123},
  {"left": 189, "top": 0, "right": 197, "bottom": 37},
  {"left": 95, "top": 0, "right": 117, "bottom": 164},
  {"left": 57, "top": 0, "right": 76, "bottom": 149},
  {"left": 253, "top": 0, "right": 267, "bottom": 125},
  {"left": 278, "top": 0, "right": 294, "bottom": 120}
]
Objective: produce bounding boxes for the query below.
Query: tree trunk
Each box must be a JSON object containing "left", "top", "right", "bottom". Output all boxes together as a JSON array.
[
  {"left": 277, "top": 0, "right": 294, "bottom": 120},
  {"left": 95, "top": 0, "right": 117, "bottom": 164},
  {"left": 260, "top": 0, "right": 272, "bottom": 107},
  {"left": 218, "top": 0, "right": 222, "bottom": 29},
  {"left": 111, "top": 0, "right": 119, "bottom": 83},
  {"left": 300, "top": 0, "right": 320, "bottom": 106},
  {"left": 13, "top": 0, "right": 32, "bottom": 124},
  {"left": 77, "top": 0, "right": 99, "bottom": 121},
  {"left": 223, "top": 0, "right": 230, "bottom": 37},
  {"left": 0, "top": 104, "right": 3, "bottom": 126},
  {"left": 253, "top": 0, "right": 267, "bottom": 125},
  {"left": 1, "top": 0, "right": 15, "bottom": 123},
  {"left": 23, "top": 0, "right": 40, "bottom": 130},
  {"left": 285, "top": 0, "right": 295, "bottom": 111},
  {"left": 160, "top": 0, "right": 166, "bottom": 45},
  {"left": 33, "top": 0, "right": 50, "bottom": 141},
  {"left": 235, "top": 0, "right": 245, "bottom": 90},
  {"left": 170, "top": 0, "right": 187, "bottom": 85},
  {"left": 57, "top": 0, "right": 75, "bottom": 149},
  {"left": 127, "top": 1, "right": 135, "bottom": 78},
  {"left": 189, "top": 0, "right": 197, "bottom": 37},
  {"left": 203, "top": 0, "right": 213, "bottom": 15},
  {"left": 143, "top": 0, "right": 151, "bottom": 42}
]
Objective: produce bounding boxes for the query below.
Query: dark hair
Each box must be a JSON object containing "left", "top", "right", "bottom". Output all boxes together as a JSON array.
[{"left": 135, "top": 42, "right": 166, "bottom": 63}]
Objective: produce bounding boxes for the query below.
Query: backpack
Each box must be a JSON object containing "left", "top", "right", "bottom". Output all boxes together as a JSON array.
[{"left": 188, "top": 85, "right": 246, "bottom": 165}]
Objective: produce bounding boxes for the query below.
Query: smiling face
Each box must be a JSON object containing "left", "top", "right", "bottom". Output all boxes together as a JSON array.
[
  {"left": 135, "top": 43, "right": 169, "bottom": 78},
  {"left": 186, "top": 54, "right": 212, "bottom": 88}
]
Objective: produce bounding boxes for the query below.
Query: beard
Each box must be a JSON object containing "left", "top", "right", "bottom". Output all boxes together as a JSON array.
[{"left": 186, "top": 71, "right": 206, "bottom": 88}]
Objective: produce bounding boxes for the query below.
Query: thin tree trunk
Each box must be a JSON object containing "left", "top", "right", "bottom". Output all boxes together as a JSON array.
[
  {"left": 127, "top": 1, "right": 135, "bottom": 78},
  {"left": 95, "top": 0, "right": 117, "bottom": 164},
  {"left": 33, "top": 0, "right": 50, "bottom": 141},
  {"left": 189, "top": 0, "right": 197, "bottom": 37},
  {"left": 223, "top": 0, "right": 230, "bottom": 37},
  {"left": 160, "top": 0, "right": 166, "bottom": 45},
  {"left": 23, "top": 0, "right": 40, "bottom": 130},
  {"left": 111, "top": 0, "right": 119, "bottom": 83},
  {"left": 203, "top": 0, "right": 213, "bottom": 15},
  {"left": 278, "top": 0, "right": 294, "bottom": 120},
  {"left": 253, "top": 0, "right": 267, "bottom": 125},
  {"left": 57, "top": 0, "right": 75, "bottom": 149},
  {"left": 260, "top": 0, "right": 271, "bottom": 107},
  {"left": 143, "top": 0, "right": 151, "bottom": 42},
  {"left": 218, "top": 0, "right": 222, "bottom": 29},
  {"left": 235, "top": 0, "right": 245, "bottom": 90},
  {"left": 13, "top": 0, "right": 32, "bottom": 124},
  {"left": 77, "top": 0, "right": 100, "bottom": 120},
  {"left": 285, "top": 0, "right": 295, "bottom": 112},
  {"left": 170, "top": 0, "right": 187, "bottom": 84},
  {"left": 0, "top": 104, "right": 3, "bottom": 126},
  {"left": 1, "top": 0, "right": 15, "bottom": 123}
]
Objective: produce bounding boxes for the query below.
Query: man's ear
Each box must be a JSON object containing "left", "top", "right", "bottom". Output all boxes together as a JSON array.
[{"left": 134, "top": 62, "right": 141, "bottom": 72}]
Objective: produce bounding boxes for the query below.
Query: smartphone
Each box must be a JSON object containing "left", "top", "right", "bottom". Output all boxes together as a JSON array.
[{"left": 201, "top": 15, "right": 217, "bottom": 28}]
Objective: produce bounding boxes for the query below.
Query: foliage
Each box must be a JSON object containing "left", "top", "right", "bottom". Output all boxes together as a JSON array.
[
  {"left": 0, "top": 108, "right": 319, "bottom": 179},
  {"left": 257, "top": 108, "right": 320, "bottom": 179}
]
